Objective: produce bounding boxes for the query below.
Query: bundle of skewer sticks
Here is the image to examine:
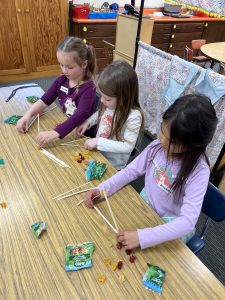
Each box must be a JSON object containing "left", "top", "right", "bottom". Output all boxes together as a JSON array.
[
  {"left": 26, "top": 131, "right": 71, "bottom": 168},
  {"left": 40, "top": 148, "right": 71, "bottom": 168}
]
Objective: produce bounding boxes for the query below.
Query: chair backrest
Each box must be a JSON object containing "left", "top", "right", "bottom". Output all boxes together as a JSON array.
[
  {"left": 102, "top": 40, "right": 115, "bottom": 65},
  {"left": 219, "top": 63, "right": 225, "bottom": 75},
  {"left": 191, "top": 39, "right": 206, "bottom": 50},
  {"left": 202, "top": 182, "right": 225, "bottom": 222},
  {"left": 184, "top": 46, "right": 193, "bottom": 61}
]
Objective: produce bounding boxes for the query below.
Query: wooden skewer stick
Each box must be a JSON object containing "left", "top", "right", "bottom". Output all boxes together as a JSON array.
[
  {"left": 37, "top": 114, "right": 40, "bottom": 133},
  {"left": 63, "top": 137, "right": 89, "bottom": 145},
  {"left": 93, "top": 206, "right": 118, "bottom": 234},
  {"left": 28, "top": 115, "right": 38, "bottom": 130},
  {"left": 81, "top": 134, "right": 89, "bottom": 139},
  {"left": 60, "top": 144, "right": 85, "bottom": 147},
  {"left": 28, "top": 105, "right": 57, "bottom": 130},
  {"left": 102, "top": 190, "right": 119, "bottom": 232},
  {"left": 52, "top": 181, "right": 91, "bottom": 200},
  {"left": 56, "top": 187, "right": 95, "bottom": 201},
  {"left": 76, "top": 194, "right": 100, "bottom": 206}
]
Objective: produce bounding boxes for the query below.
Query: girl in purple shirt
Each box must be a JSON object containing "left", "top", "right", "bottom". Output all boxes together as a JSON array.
[
  {"left": 17, "top": 36, "right": 97, "bottom": 147},
  {"left": 83, "top": 94, "right": 218, "bottom": 250}
]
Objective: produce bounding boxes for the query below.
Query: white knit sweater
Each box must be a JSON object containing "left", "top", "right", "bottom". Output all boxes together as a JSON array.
[{"left": 87, "top": 108, "right": 142, "bottom": 170}]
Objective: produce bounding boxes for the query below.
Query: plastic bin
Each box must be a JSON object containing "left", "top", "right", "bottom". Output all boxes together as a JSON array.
[
  {"left": 72, "top": 5, "right": 90, "bottom": 19},
  {"left": 88, "top": 11, "right": 118, "bottom": 19}
]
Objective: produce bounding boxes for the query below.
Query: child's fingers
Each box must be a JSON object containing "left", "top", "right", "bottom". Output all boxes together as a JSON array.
[
  {"left": 36, "top": 133, "right": 46, "bottom": 148},
  {"left": 84, "top": 189, "right": 100, "bottom": 208},
  {"left": 116, "top": 231, "right": 125, "bottom": 238},
  {"left": 76, "top": 127, "right": 83, "bottom": 135},
  {"left": 25, "top": 121, "right": 29, "bottom": 132}
]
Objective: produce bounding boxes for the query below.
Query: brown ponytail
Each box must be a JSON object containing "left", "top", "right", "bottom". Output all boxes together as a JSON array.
[
  {"left": 57, "top": 36, "right": 97, "bottom": 80},
  {"left": 86, "top": 44, "right": 97, "bottom": 80}
]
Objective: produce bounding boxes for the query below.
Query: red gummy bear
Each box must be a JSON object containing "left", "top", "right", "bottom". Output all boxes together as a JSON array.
[
  {"left": 116, "top": 242, "right": 123, "bottom": 249},
  {"left": 125, "top": 249, "right": 132, "bottom": 255},
  {"left": 129, "top": 255, "right": 136, "bottom": 263},
  {"left": 117, "top": 261, "right": 123, "bottom": 270}
]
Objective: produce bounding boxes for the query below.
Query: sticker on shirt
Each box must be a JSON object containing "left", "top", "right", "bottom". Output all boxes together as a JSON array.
[
  {"left": 65, "top": 98, "right": 77, "bottom": 117},
  {"left": 99, "top": 114, "right": 113, "bottom": 138},
  {"left": 154, "top": 166, "right": 173, "bottom": 193},
  {"left": 60, "top": 85, "right": 68, "bottom": 94}
]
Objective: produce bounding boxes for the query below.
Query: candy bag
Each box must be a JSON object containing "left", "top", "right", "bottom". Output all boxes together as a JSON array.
[
  {"left": 0, "top": 159, "right": 5, "bottom": 167},
  {"left": 142, "top": 263, "right": 166, "bottom": 294},
  {"left": 31, "top": 221, "right": 46, "bottom": 238},
  {"left": 85, "top": 160, "right": 107, "bottom": 180},
  {"left": 4, "top": 115, "right": 22, "bottom": 125},
  {"left": 65, "top": 242, "right": 94, "bottom": 271},
  {"left": 26, "top": 96, "right": 39, "bottom": 103}
]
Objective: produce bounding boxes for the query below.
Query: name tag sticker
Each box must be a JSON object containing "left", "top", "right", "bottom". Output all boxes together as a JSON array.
[{"left": 60, "top": 86, "right": 68, "bottom": 94}]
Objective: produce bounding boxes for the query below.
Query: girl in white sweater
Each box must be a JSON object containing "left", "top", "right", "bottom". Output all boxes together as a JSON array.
[{"left": 75, "top": 61, "right": 143, "bottom": 170}]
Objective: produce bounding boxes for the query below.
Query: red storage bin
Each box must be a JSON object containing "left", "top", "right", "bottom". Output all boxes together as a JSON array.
[{"left": 72, "top": 5, "right": 90, "bottom": 19}]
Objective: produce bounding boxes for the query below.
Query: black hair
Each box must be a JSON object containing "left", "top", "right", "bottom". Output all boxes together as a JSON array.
[{"left": 161, "top": 94, "right": 218, "bottom": 193}]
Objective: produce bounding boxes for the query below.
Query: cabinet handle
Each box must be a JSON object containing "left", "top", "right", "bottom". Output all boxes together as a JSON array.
[
  {"left": 173, "top": 25, "right": 176, "bottom": 29},
  {"left": 170, "top": 44, "right": 173, "bottom": 48},
  {"left": 83, "top": 27, "right": 87, "bottom": 32},
  {"left": 205, "top": 23, "right": 208, "bottom": 27},
  {"left": 88, "top": 30, "right": 94, "bottom": 33},
  {"left": 171, "top": 34, "right": 175, "bottom": 39},
  {"left": 17, "top": 8, "right": 22, "bottom": 13},
  {"left": 25, "top": 8, "right": 30, "bottom": 13}
]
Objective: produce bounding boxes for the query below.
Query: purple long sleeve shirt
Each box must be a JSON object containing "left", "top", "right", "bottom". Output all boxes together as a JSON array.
[
  {"left": 98, "top": 140, "right": 210, "bottom": 249},
  {"left": 41, "top": 75, "right": 96, "bottom": 138}
]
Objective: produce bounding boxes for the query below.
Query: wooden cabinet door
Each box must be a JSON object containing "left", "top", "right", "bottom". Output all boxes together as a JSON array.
[
  {"left": 24, "top": 0, "right": 68, "bottom": 72},
  {"left": 202, "top": 22, "right": 225, "bottom": 43},
  {"left": 0, "top": 0, "right": 31, "bottom": 75}
]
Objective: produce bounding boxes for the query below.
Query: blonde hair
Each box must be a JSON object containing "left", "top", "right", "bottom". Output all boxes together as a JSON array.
[{"left": 57, "top": 36, "right": 96, "bottom": 80}]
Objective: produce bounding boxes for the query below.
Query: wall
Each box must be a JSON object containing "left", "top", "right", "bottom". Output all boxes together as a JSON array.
[{"left": 72, "top": 0, "right": 164, "bottom": 8}]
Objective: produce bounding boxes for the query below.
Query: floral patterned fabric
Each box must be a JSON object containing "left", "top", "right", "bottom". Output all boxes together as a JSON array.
[
  {"left": 136, "top": 42, "right": 172, "bottom": 136},
  {"left": 165, "top": 0, "right": 225, "bottom": 18},
  {"left": 136, "top": 42, "right": 225, "bottom": 166},
  {"left": 184, "top": 78, "right": 225, "bottom": 166},
  {"left": 164, "top": 55, "right": 201, "bottom": 105}
]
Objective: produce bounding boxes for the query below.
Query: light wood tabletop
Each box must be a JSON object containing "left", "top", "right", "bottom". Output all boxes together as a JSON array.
[
  {"left": 201, "top": 42, "right": 225, "bottom": 64},
  {"left": 1, "top": 88, "right": 225, "bottom": 299}
]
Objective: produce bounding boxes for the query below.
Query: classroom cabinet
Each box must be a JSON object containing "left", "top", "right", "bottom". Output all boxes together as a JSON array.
[
  {"left": 0, "top": 0, "right": 68, "bottom": 78},
  {"left": 151, "top": 20, "right": 225, "bottom": 59},
  {"left": 73, "top": 22, "right": 117, "bottom": 72}
]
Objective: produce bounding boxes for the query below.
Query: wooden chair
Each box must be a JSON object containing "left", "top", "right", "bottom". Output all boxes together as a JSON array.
[
  {"left": 219, "top": 62, "right": 225, "bottom": 75},
  {"left": 184, "top": 39, "right": 211, "bottom": 67},
  {"left": 102, "top": 40, "right": 115, "bottom": 65}
]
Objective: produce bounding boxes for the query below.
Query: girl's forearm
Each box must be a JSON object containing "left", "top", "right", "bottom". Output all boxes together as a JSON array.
[{"left": 25, "top": 100, "right": 47, "bottom": 118}]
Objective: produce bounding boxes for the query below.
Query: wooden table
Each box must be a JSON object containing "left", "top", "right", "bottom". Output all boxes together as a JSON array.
[
  {"left": 201, "top": 42, "right": 225, "bottom": 64},
  {"left": 1, "top": 87, "right": 225, "bottom": 299}
]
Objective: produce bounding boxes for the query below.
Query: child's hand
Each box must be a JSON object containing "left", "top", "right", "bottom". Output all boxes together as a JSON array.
[
  {"left": 84, "top": 138, "right": 98, "bottom": 150},
  {"left": 84, "top": 189, "right": 101, "bottom": 208},
  {"left": 16, "top": 115, "right": 30, "bottom": 133},
  {"left": 76, "top": 121, "right": 89, "bottom": 136},
  {"left": 117, "top": 231, "right": 140, "bottom": 250},
  {"left": 36, "top": 130, "right": 60, "bottom": 148}
]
